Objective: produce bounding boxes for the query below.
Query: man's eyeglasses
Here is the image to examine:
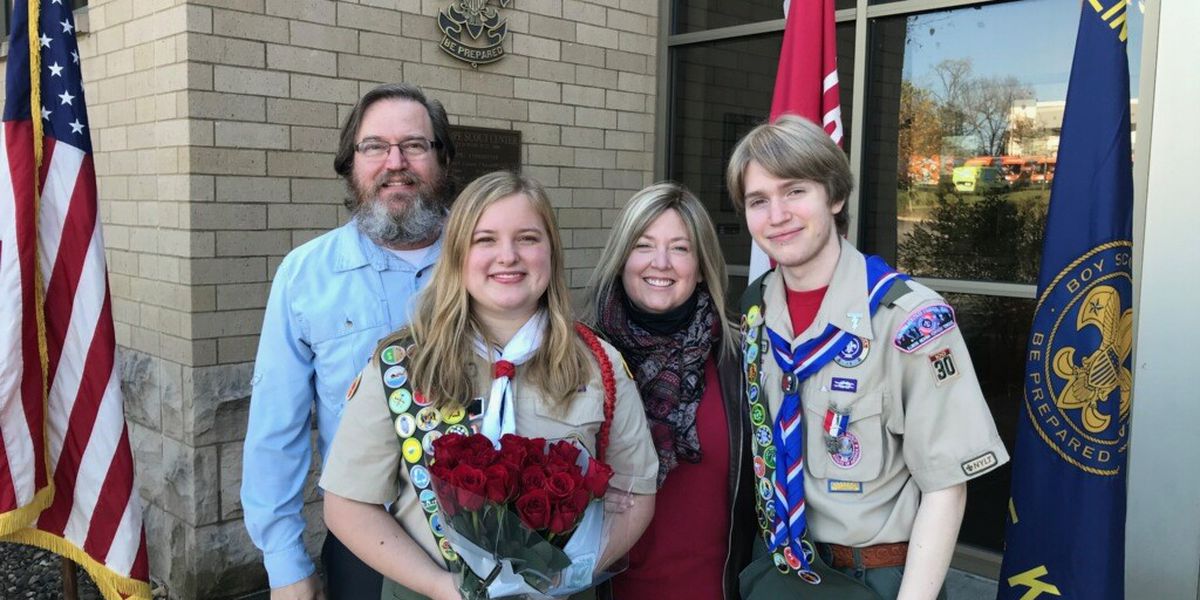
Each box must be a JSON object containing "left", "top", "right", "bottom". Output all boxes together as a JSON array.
[{"left": 355, "top": 137, "right": 440, "bottom": 160}]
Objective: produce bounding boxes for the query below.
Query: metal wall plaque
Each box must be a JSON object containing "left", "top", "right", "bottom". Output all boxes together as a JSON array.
[
  {"left": 437, "top": 1, "right": 513, "bottom": 68},
  {"left": 448, "top": 125, "right": 521, "bottom": 188}
]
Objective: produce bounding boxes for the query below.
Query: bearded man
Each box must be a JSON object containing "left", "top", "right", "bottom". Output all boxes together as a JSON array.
[{"left": 242, "top": 83, "right": 455, "bottom": 600}]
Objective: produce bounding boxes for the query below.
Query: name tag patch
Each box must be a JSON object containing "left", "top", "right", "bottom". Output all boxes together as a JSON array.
[
  {"left": 828, "top": 480, "right": 863, "bottom": 494},
  {"left": 961, "top": 451, "right": 998, "bottom": 476},
  {"left": 928, "top": 348, "right": 960, "bottom": 386},
  {"left": 894, "top": 304, "right": 957, "bottom": 353}
]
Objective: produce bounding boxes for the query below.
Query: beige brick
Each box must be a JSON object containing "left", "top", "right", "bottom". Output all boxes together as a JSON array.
[
  {"left": 557, "top": 208, "right": 602, "bottom": 228},
  {"left": 527, "top": 145, "right": 575, "bottom": 167},
  {"left": 218, "top": 335, "right": 260, "bottom": 363},
  {"left": 460, "top": 71, "right": 515, "bottom": 96},
  {"left": 574, "top": 107, "right": 617, "bottom": 129},
  {"left": 405, "top": 64, "right": 462, "bottom": 92},
  {"left": 267, "top": 44, "right": 337, "bottom": 76},
  {"left": 214, "top": 66, "right": 290, "bottom": 98},
  {"left": 189, "top": 257, "right": 268, "bottom": 285},
  {"left": 358, "top": 32, "right": 422, "bottom": 62},
  {"left": 527, "top": 14, "right": 576, "bottom": 41},
  {"left": 290, "top": 126, "right": 338, "bottom": 152},
  {"left": 603, "top": 169, "right": 647, "bottom": 190},
  {"left": 573, "top": 188, "right": 615, "bottom": 208},
  {"left": 216, "top": 230, "right": 293, "bottom": 257},
  {"left": 619, "top": 0, "right": 657, "bottom": 16},
  {"left": 215, "top": 122, "right": 290, "bottom": 150},
  {"left": 188, "top": 147, "right": 267, "bottom": 176},
  {"left": 576, "top": 23, "right": 619, "bottom": 50},
  {"left": 190, "top": 204, "right": 267, "bottom": 230},
  {"left": 216, "top": 176, "right": 291, "bottom": 203},
  {"left": 527, "top": 58, "right": 575, "bottom": 84},
  {"left": 576, "top": 66, "right": 618, "bottom": 90},
  {"left": 291, "top": 178, "right": 344, "bottom": 204},
  {"left": 617, "top": 110, "right": 652, "bottom": 132},
  {"left": 289, "top": 74, "right": 359, "bottom": 104},
  {"left": 562, "top": 85, "right": 607, "bottom": 109},
  {"left": 618, "top": 31, "right": 656, "bottom": 56},
  {"left": 268, "top": 151, "right": 329, "bottom": 178},
  {"left": 289, "top": 21, "right": 358, "bottom": 53},
  {"left": 617, "top": 71, "right": 655, "bottom": 95},
  {"left": 607, "top": 8, "right": 652, "bottom": 35},
  {"left": 561, "top": 126, "right": 603, "bottom": 148},
  {"left": 522, "top": 166, "right": 560, "bottom": 188},
  {"left": 216, "top": 283, "right": 272, "bottom": 311},
  {"left": 212, "top": 9, "right": 289, "bottom": 44},
  {"left": 190, "top": 0, "right": 262, "bottom": 13},
  {"left": 511, "top": 122, "right": 560, "bottom": 146},
  {"left": 193, "top": 309, "right": 265, "bottom": 339},
  {"left": 563, "top": 0, "right": 607, "bottom": 24},
  {"left": 268, "top": 204, "right": 339, "bottom": 229},
  {"left": 615, "top": 150, "right": 651, "bottom": 170},
  {"left": 265, "top": 0, "right": 335, "bottom": 23},
  {"left": 336, "top": 3, "right": 404, "bottom": 35},
  {"left": 575, "top": 148, "right": 617, "bottom": 169},
  {"left": 335, "top": 54, "right": 404, "bottom": 83},
  {"left": 564, "top": 247, "right": 602, "bottom": 269},
  {"left": 514, "top": 79, "right": 560, "bottom": 103},
  {"left": 606, "top": 49, "right": 648, "bottom": 74},
  {"left": 187, "top": 91, "right": 266, "bottom": 122},
  {"left": 512, "top": 34, "right": 560, "bottom": 61},
  {"left": 606, "top": 89, "right": 645, "bottom": 112},
  {"left": 185, "top": 34, "right": 265, "bottom": 68},
  {"left": 605, "top": 129, "right": 643, "bottom": 151},
  {"left": 267, "top": 98, "right": 337, "bottom": 127},
  {"left": 560, "top": 168, "right": 603, "bottom": 188},
  {"left": 518, "top": 0, "right": 562, "bottom": 17}
]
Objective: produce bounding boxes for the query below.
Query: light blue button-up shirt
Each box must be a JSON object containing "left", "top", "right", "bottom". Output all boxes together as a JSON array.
[{"left": 240, "top": 220, "right": 439, "bottom": 588}]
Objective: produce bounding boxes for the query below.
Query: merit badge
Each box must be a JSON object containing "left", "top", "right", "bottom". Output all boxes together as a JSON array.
[
  {"left": 394, "top": 413, "right": 417, "bottom": 438},
  {"left": 380, "top": 345, "right": 406, "bottom": 366},
  {"left": 383, "top": 365, "right": 408, "bottom": 389},
  {"left": 830, "top": 377, "right": 858, "bottom": 393},
  {"left": 757, "top": 478, "right": 772, "bottom": 501},
  {"left": 443, "top": 404, "right": 466, "bottom": 425},
  {"left": 833, "top": 336, "right": 869, "bottom": 368},
  {"left": 829, "top": 432, "right": 862, "bottom": 469},
  {"left": 748, "top": 383, "right": 760, "bottom": 404},
  {"left": 763, "top": 501, "right": 776, "bottom": 521},
  {"left": 388, "top": 389, "right": 413, "bottom": 414},
  {"left": 402, "top": 437, "right": 423, "bottom": 463},
  {"left": 747, "top": 305, "right": 762, "bottom": 327},
  {"left": 429, "top": 513, "right": 445, "bottom": 537},
  {"left": 422, "top": 430, "right": 443, "bottom": 455},
  {"left": 345, "top": 373, "right": 362, "bottom": 401},
  {"left": 406, "top": 343, "right": 418, "bottom": 359},
  {"left": 757, "top": 510, "right": 771, "bottom": 531},
  {"left": 763, "top": 446, "right": 777, "bottom": 470},
  {"left": 419, "top": 489, "right": 439, "bottom": 513},
  {"left": 747, "top": 324, "right": 759, "bottom": 343},
  {"left": 410, "top": 465, "right": 431, "bottom": 489},
  {"left": 784, "top": 547, "right": 802, "bottom": 570},
  {"left": 755, "top": 426, "right": 773, "bottom": 447},
  {"left": 894, "top": 304, "right": 957, "bottom": 353},
  {"left": 800, "top": 539, "right": 816, "bottom": 563},
  {"left": 745, "top": 341, "right": 759, "bottom": 364},
  {"left": 746, "top": 363, "right": 758, "bottom": 384},
  {"left": 798, "top": 570, "right": 822, "bottom": 585},
  {"left": 750, "top": 403, "right": 767, "bottom": 426},
  {"left": 414, "top": 391, "right": 433, "bottom": 407},
  {"left": 772, "top": 552, "right": 790, "bottom": 574},
  {"left": 439, "top": 538, "right": 459, "bottom": 562},
  {"left": 416, "top": 407, "right": 442, "bottom": 432},
  {"left": 447, "top": 424, "right": 471, "bottom": 436},
  {"left": 753, "top": 456, "right": 767, "bottom": 478},
  {"left": 928, "top": 348, "right": 960, "bottom": 386}
]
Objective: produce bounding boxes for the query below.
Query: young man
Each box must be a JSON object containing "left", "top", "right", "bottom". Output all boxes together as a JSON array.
[
  {"left": 726, "top": 115, "right": 1008, "bottom": 600},
  {"left": 241, "top": 83, "right": 455, "bottom": 600}
]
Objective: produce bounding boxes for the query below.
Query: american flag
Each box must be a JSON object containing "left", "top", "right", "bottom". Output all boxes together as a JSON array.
[
  {"left": 0, "top": 1, "right": 151, "bottom": 598},
  {"left": 748, "top": 0, "right": 846, "bottom": 280}
]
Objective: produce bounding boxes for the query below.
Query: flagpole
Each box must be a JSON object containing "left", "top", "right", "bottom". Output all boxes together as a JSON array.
[{"left": 61, "top": 558, "right": 79, "bottom": 600}]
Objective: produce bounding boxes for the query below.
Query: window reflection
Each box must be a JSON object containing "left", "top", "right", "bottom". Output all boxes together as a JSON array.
[{"left": 860, "top": 0, "right": 1141, "bottom": 284}]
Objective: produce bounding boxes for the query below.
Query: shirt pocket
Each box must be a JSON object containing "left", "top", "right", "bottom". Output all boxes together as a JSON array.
[
  {"left": 804, "top": 390, "right": 885, "bottom": 482},
  {"left": 531, "top": 388, "right": 607, "bottom": 456},
  {"left": 308, "top": 305, "right": 387, "bottom": 411}
]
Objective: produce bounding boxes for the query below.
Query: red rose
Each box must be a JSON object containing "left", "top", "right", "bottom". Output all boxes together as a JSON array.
[
  {"left": 545, "top": 471, "right": 577, "bottom": 501},
  {"left": 544, "top": 456, "right": 571, "bottom": 476},
  {"left": 515, "top": 489, "right": 552, "bottom": 531},
  {"left": 520, "top": 465, "right": 548, "bottom": 491},
  {"left": 451, "top": 463, "right": 488, "bottom": 512},
  {"left": 566, "top": 488, "right": 591, "bottom": 513},
  {"left": 499, "top": 434, "right": 530, "bottom": 467},
  {"left": 462, "top": 434, "right": 498, "bottom": 468},
  {"left": 432, "top": 433, "right": 468, "bottom": 469},
  {"left": 429, "top": 462, "right": 457, "bottom": 516},
  {"left": 484, "top": 463, "right": 518, "bottom": 504},
  {"left": 549, "top": 500, "right": 582, "bottom": 535},
  {"left": 523, "top": 436, "right": 548, "bottom": 454},
  {"left": 548, "top": 440, "right": 582, "bottom": 466},
  {"left": 583, "top": 458, "right": 614, "bottom": 498}
]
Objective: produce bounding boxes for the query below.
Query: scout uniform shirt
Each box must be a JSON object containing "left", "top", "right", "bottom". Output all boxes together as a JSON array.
[
  {"left": 756, "top": 239, "right": 1009, "bottom": 547},
  {"left": 318, "top": 331, "right": 660, "bottom": 567}
]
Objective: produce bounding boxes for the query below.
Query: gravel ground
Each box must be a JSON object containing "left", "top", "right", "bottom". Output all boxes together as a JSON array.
[{"left": 1, "top": 542, "right": 102, "bottom": 600}]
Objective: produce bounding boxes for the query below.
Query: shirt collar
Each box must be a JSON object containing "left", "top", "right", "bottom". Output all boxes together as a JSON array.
[
  {"left": 762, "top": 238, "right": 876, "bottom": 343},
  {"left": 332, "top": 219, "right": 442, "bottom": 273}
]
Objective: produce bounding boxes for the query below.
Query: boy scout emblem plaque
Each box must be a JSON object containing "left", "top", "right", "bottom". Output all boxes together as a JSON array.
[{"left": 437, "top": 0, "right": 513, "bottom": 68}]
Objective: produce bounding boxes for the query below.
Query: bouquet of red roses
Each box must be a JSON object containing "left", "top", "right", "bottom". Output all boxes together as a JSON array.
[{"left": 429, "top": 433, "right": 617, "bottom": 599}]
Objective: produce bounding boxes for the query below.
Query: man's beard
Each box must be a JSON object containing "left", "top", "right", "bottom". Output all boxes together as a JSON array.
[{"left": 350, "top": 169, "right": 449, "bottom": 247}]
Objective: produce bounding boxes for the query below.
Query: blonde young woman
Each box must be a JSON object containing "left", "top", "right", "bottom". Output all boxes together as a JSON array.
[
  {"left": 583, "top": 183, "right": 754, "bottom": 600},
  {"left": 318, "top": 171, "right": 658, "bottom": 600}
]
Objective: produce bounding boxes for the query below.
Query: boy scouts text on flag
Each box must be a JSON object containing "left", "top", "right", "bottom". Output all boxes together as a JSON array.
[
  {"left": 997, "top": 1, "right": 1135, "bottom": 599},
  {"left": 0, "top": 1, "right": 151, "bottom": 598}
]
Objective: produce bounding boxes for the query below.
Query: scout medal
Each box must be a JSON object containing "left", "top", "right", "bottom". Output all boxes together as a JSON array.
[{"left": 822, "top": 406, "right": 850, "bottom": 454}]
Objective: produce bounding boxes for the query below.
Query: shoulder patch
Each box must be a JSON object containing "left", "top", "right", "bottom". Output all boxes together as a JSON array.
[
  {"left": 961, "top": 451, "right": 999, "bottom": 476},
  {"left": 894, "top": 304, "right": 957, "bottom": 353}
]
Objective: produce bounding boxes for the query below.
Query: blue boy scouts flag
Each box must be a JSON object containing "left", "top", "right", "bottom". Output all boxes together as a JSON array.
[{"left": 996, "top": 2, "right": 1134, "bottom": 599}]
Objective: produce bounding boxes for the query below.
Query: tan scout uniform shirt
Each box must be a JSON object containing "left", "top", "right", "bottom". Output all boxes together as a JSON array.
[
  {"left": 758, "top": 239, "right": 1008, "bottom": 547},
  {"left": 319, "top": 333, "right": 659, "bottom": 567}
]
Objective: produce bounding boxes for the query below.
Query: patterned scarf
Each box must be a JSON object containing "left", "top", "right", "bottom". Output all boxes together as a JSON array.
[{"left": 597, "top": 285, "right": 720, "bottom": 487}]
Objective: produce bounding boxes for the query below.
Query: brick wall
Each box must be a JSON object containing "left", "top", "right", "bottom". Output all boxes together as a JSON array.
[{"left": 3, "top": 0, "right": 660, "bottom": 597}]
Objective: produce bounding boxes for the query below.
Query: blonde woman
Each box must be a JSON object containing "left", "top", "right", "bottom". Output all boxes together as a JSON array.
[
  {"left": 583, "top": 183, "right": 753, "bottom": 600},
  {"left": 319, "top": 171, "right": 658, "bottom": 600}
]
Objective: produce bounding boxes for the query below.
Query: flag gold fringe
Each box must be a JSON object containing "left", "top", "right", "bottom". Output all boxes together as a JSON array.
[
  {"left": 4, "top": 528, "right": 153, "bottom": 600},
  {"left": 0, "top": 485, "right": 53, "bottom": 536}
]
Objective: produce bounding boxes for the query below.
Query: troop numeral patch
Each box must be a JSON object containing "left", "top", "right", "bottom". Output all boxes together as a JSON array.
[{"left": 928, "top": 348, "right": 959, "bottom": 386}]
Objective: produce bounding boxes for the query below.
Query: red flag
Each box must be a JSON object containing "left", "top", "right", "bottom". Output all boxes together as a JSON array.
[
  {"left": 1, "top": 1, "right": 150, "bottom": 598},
  {"left": 750, "top": 0, "right": 845, "bottom": 280},
  {"left": 771, "top": 0, "right": 844, "bottom": 143}
]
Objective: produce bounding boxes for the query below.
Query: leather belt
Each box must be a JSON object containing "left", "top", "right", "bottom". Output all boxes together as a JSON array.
[{"left": 821, "top": 542, "right": 909, "bottom": 569}]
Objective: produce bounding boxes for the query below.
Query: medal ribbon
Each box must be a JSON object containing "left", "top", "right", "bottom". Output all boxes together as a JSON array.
[{"left": 757, "top": 256, "right": 906, "bottom": 574}]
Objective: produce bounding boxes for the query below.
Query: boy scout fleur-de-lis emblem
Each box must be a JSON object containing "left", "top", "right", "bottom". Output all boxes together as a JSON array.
[
  {"left": 1052, "top": 285, "right": 1132, "bottom": 433},
  {"left": 437, "top": 0, "right": 513, "bottom": 67}
]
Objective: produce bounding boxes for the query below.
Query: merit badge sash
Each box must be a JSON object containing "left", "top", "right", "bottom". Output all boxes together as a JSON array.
[{"left": 740, "top": 255, "right": 907, "bottom": 582}]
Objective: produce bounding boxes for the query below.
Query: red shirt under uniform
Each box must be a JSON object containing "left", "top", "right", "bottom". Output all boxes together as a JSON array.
[
  {"left": 610, "top": 358, "right": 730, "bottom": 600},
  {"left": 786, "top": 285, "right": 829, "bottom": 336}
]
